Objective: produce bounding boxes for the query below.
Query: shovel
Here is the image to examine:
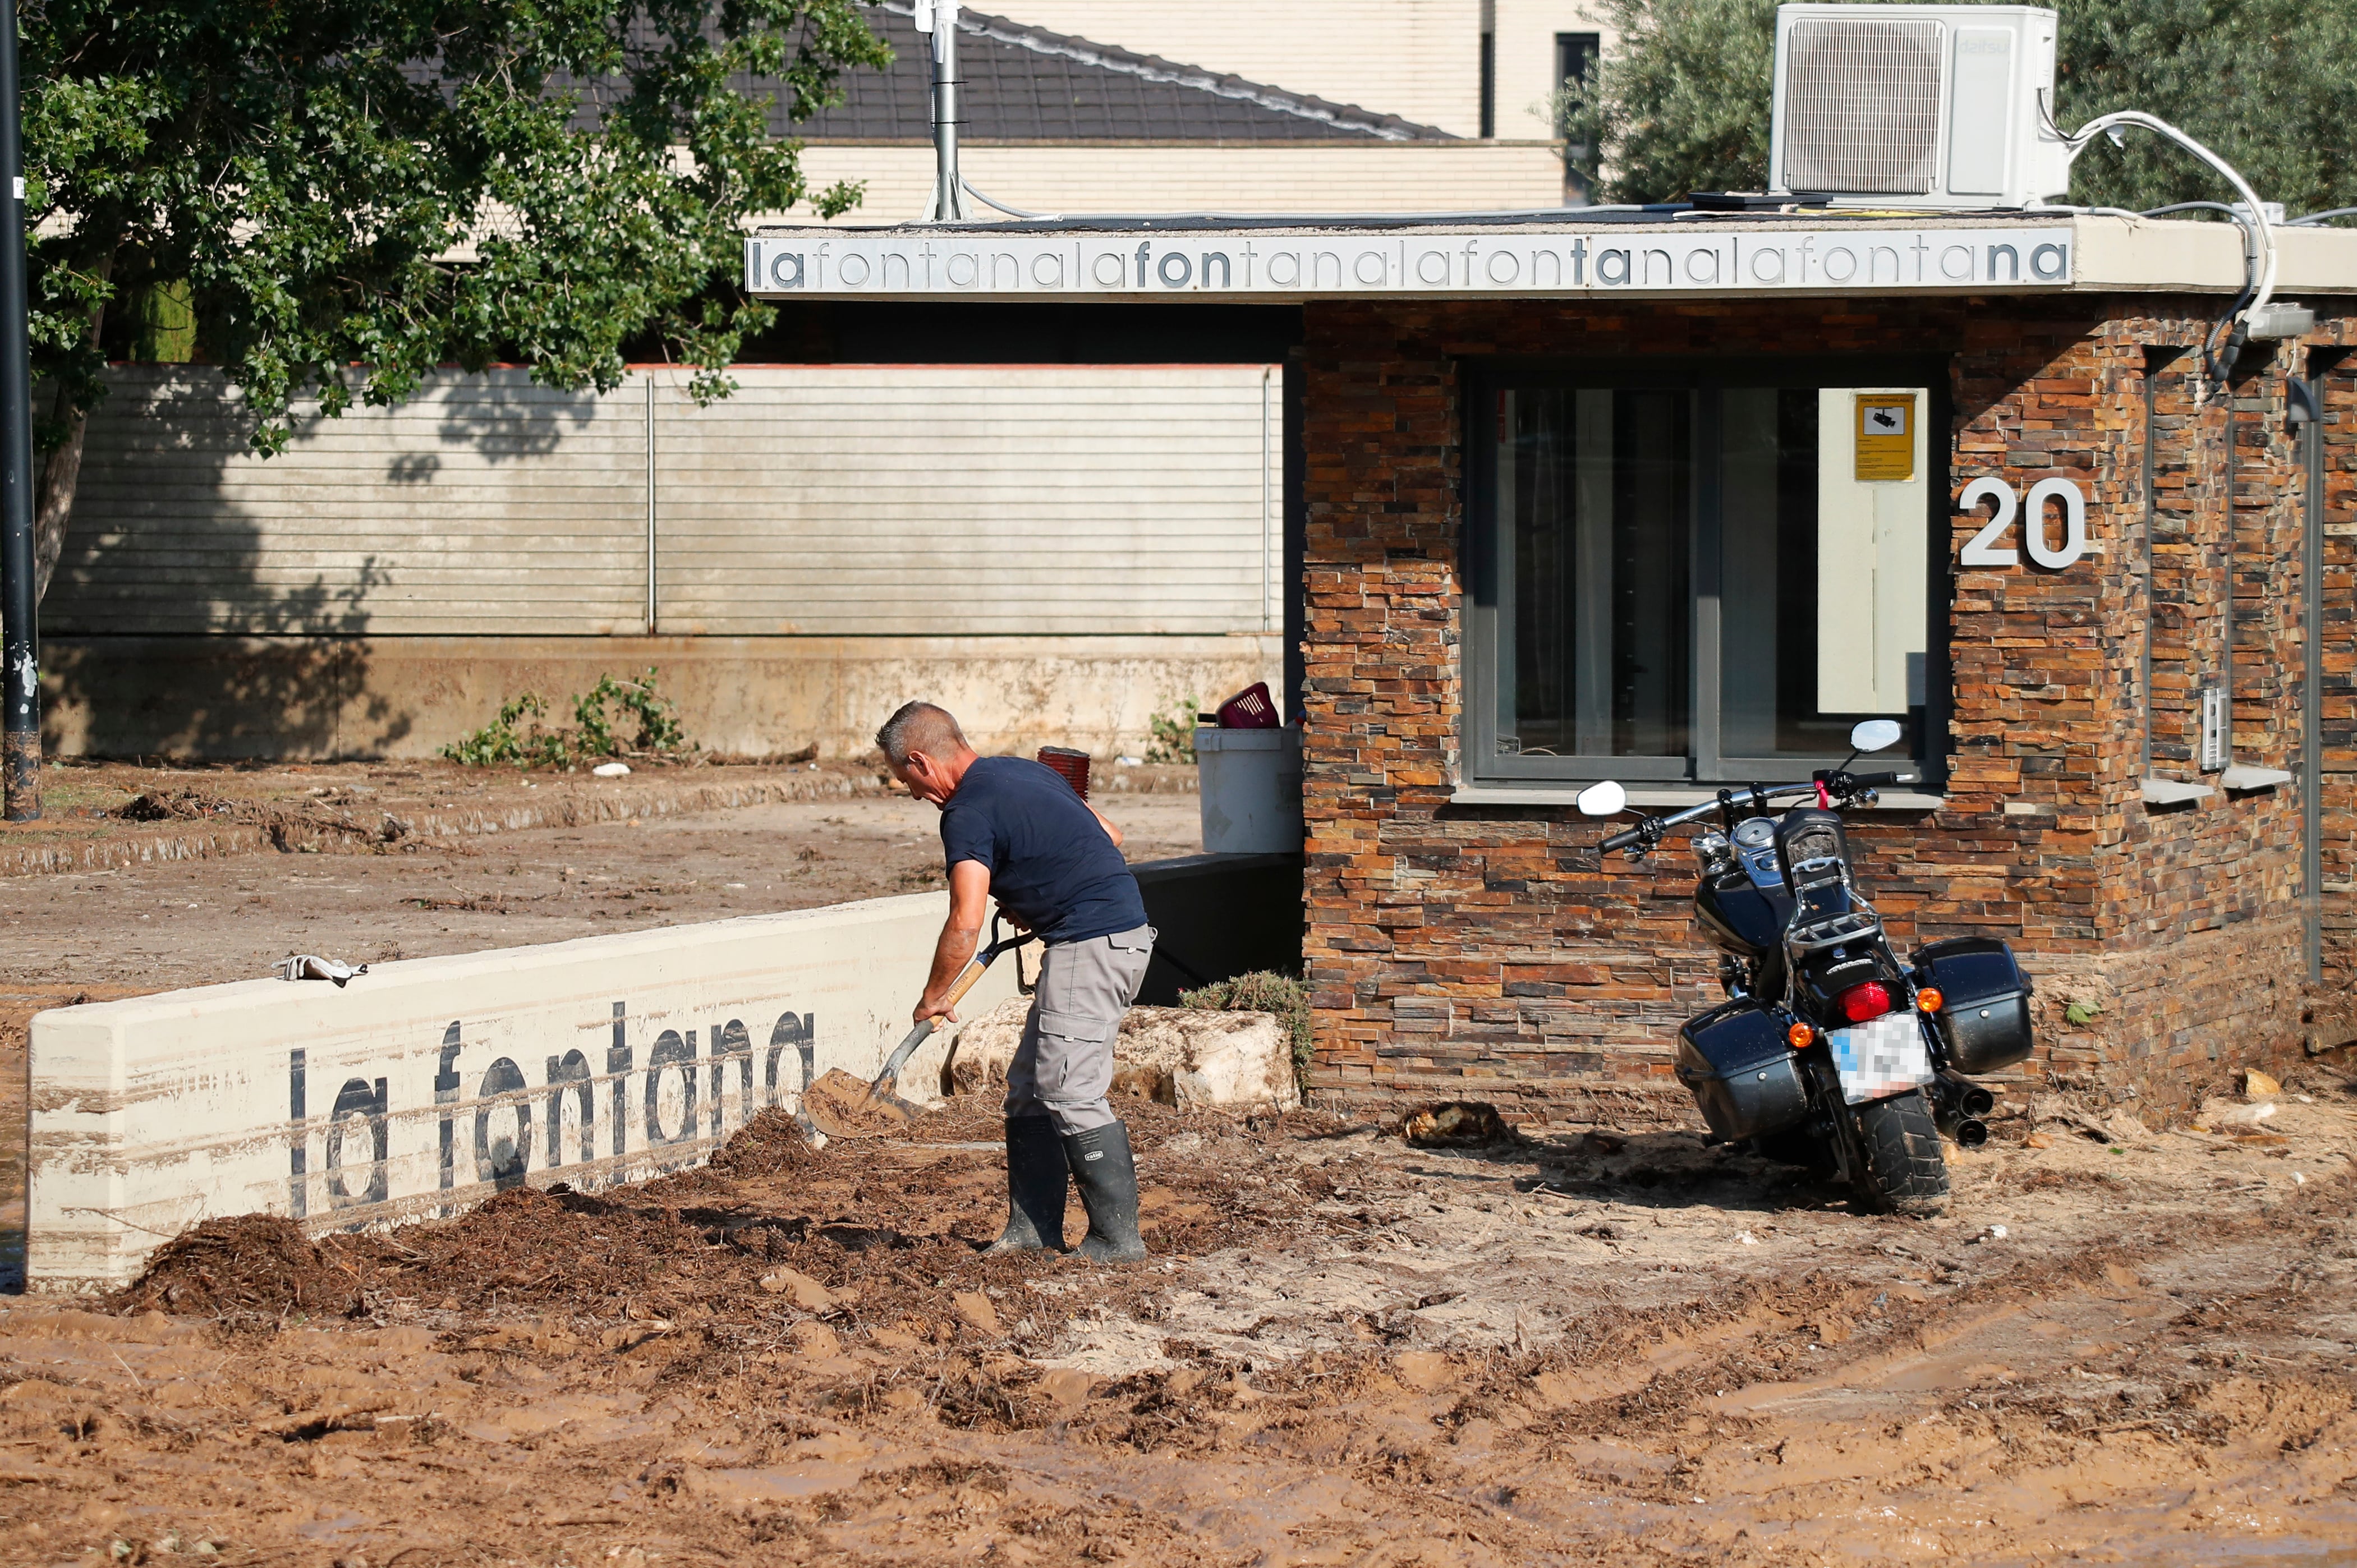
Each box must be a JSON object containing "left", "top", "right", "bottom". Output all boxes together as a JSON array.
[{"left": 800, "top": 918, "right": 1036, "bottom": 1143}]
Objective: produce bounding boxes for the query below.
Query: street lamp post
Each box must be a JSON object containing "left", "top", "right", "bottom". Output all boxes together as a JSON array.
[{"left": 0, "top": 0, "right": 38, "bottom": 822}]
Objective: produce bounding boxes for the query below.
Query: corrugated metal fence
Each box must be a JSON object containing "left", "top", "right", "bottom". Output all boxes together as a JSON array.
[{"left": 50, "top": 364, "right": 1281, "bottom": 641}]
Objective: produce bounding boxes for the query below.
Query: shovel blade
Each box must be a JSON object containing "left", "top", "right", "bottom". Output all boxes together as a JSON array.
[{"left": 800, "top": 1068, "right": 917, "bottom": 1142}]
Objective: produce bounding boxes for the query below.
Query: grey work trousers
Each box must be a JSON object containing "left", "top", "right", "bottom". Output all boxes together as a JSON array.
[{"left": 1004, "top": 923, "right": 1155, "bottom": 1135}]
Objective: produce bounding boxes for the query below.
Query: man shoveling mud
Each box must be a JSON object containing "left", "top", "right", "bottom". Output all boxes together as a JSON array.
[{"left": 877, "top": 701, "right": 1154, "bottom": 1263}]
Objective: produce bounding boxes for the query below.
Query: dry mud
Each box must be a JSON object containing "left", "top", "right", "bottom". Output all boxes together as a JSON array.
[
  {"left": 0, "top": 769, "right": 1205, "bottom": 996},
  {"left": 4, "top": 1079, "right": 2354, "bottom": 1565},
  {"left": 0, "top": 776, "right": 1207, "bottom": 1299}
]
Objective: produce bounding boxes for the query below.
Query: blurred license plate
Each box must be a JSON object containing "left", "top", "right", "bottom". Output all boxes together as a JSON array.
[{"left": 1828, "top": 1013, "right": 1933, "bottom": 1105}]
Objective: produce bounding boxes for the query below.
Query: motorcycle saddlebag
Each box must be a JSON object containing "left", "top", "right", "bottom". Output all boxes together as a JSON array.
[
  {"left": 1675, "top": 1000, "right": 1810, "bottom": 1142},
  {"left": 1913, "top": 936, "right": 2036, "bottom": 1074}
]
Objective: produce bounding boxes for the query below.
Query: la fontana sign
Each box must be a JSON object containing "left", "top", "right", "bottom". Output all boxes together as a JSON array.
[{"left": 744, "top": 224, "right": 2075, "bottom": 301}]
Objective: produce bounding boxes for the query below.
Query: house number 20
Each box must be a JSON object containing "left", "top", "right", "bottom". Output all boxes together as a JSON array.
[{"left": 1957, "top": 477, "right": 2089, "bottom": 569}]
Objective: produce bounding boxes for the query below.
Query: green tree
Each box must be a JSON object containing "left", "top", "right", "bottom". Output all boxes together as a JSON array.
[
  {"left": 24, "top": 0, "right": 889, "bottom": 601},
  {"left": 1563, "top": 0, "right": 2357, "bottom": 214}
]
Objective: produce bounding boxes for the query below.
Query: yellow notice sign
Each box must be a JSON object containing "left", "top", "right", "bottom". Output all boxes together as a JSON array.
[{"left": 1854, "top": 393, "right": 1917, "bottom": 482}]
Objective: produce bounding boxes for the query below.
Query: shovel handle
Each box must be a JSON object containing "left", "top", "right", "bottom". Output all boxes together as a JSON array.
[
  {"left": 876, "top": 948, "right": 994, "bottom": 1094},
  {"left": 940, "top": 948, "right": 996, "bottom": 1013},
  {"left": 871, "top": 1017, "right": 938, "bottom": 1093},
  {"left": 870, "top": 932, "right": 1025, "bottom": 1093}
]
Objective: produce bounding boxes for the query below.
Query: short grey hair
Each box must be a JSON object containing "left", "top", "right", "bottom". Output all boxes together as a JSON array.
[{"left": 876, "top": 701, "right": 967, "bottom": 765}]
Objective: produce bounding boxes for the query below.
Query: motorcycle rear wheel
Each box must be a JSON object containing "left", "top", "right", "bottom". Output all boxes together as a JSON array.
[
  {"left": 1749, "top": 1126, "right": 1836, "bottom": 1171},
  {"left": 1850, "top": 1089, "right": 1949, "bottom": 1214}
]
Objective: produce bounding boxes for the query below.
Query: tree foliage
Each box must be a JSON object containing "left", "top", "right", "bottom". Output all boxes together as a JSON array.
[
  {"left": 22, "top": 0, "right": 890, "bottom": 594},
  {"left": 1563, "top": 0, "right": 2357, "bottom": 215}
]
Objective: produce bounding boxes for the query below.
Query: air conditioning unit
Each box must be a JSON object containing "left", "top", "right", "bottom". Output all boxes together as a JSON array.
[{"left": 1768, "top": 4, "right": 2071, "bottom": 209}]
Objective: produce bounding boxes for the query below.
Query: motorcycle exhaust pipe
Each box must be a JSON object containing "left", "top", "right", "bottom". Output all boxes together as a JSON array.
[
  {"left": 1933, "top": 1070, "right": 1994, "bottom": 1120},
  {"left": 1930, "top": 1100, "right": 1990, "bottom": 1148},
  {"left": 1927, "top": 1075, "right": 1992, "bottom": 1148}
]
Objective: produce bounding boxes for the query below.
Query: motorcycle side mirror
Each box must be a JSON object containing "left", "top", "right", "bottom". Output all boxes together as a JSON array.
[
  {"left": 1574, "top": 780, "right": 1627, "bottom": 817},
  {"left": 1849, "top": 719, "right": 1903, "bottom": 754}
]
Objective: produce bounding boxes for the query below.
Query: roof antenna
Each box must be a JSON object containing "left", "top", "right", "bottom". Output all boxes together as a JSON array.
[{"left": 916, "top": 0, "right": 970, "bottom": 223}]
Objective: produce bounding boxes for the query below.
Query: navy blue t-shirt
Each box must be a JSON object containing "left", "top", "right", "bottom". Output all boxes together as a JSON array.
[{"left": 939, "top": 756, "right": 1146, "bottom": 944}]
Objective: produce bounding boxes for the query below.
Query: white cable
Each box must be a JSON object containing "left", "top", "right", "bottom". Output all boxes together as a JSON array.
[
  {"left": 959, "top": 180, "right": 1061, "bottom": 221},
  {"left": 2044, "top": 103, "right": 2278, "bottom": 319},
  {"left": 2026, "top": 204, "right": 2145, "bottom": 220}
]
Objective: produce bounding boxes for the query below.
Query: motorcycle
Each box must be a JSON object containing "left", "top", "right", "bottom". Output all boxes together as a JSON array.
[{"left": 1573, "top": 720, "right": 2035, "bottom": 1215}]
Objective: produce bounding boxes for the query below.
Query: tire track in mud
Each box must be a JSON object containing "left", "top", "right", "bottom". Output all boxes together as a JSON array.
[{"left": 4, "top": 1081, "right": 2354, "bottom": 1565}]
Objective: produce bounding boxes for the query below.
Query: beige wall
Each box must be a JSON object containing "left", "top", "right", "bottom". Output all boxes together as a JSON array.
[
  {"left": 982, "top": 0, "right": 1486, "bottom": 135},
  {"left": 49, "top": 362, "right": 1291, "bottom": 760},
  {"left": 43, "top": 633, "right": 1283, "bottom": 761},
  {"left": 796, "top": 139, "right": 1568, "bottom": 222},
  {"left": 1491, "top": 1, "right": 1621, "bottom": 140},
  {"left": 949, "top": 2, "right": 1617, "bottom": 146}
]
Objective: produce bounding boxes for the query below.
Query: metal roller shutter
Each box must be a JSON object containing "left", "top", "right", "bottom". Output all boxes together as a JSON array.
[
  {"left": 650, "top": 365, "right": 1278, "bottom": 637},
  {"left": 52, "top": 363, "right": 1279, "bottom": 640},
  {"left": 53, "top": 367, "right": 650, "bottom": 636}
]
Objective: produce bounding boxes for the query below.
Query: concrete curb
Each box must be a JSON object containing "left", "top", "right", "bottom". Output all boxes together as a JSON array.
[{"left": 0, "top": 770, "right": 893, "bottom": 879}]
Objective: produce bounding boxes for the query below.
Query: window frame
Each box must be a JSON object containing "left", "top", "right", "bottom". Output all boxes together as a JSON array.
[
  {"left": 1553, "top": 32, "right": 1601, "bottom": 137},
  {"left": 1460, "top": 353, "right": 1954, "bottom": 789}
]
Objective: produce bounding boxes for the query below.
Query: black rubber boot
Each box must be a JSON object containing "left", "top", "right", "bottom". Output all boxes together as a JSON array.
[
  {"left": 1062, "top": 1122, "right": 1147, "bottom": 1263},
  {"left": 984, "top": 1116, "right": 1068, "bottom": 1253}
]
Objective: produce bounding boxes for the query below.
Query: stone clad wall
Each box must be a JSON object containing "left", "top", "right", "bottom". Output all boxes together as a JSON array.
[
  {"left": 2097, "top": 331, "right": 2307, "bottom": 1075},
  {"left": 1297, "top": 295, "right": 2355, "bottom": 1126},
  {"left": 2321, "top": 355, "right": 2357, "bottom": 1046}
]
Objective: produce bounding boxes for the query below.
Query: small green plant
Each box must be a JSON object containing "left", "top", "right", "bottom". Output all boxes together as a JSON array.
[
  {"left": 1143, "top": 693, "right": 1201, "bottom": 765},
  {"left": 571, "top": 670, "right": 687, "bottom": 758},
  {"left": 441, "top": 692, "right": 560, "bottom": 767},
  {"left": 1179, "top": 969, "right": 1312, "bottom": 1096},
  {"left": 442, "top": 668, "right": 690, "bottom": 768}
]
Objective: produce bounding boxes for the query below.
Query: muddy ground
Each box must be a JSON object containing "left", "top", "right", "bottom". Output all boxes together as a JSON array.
[
  {"left": 6, "top": 766, "right": 2356, "bottom": 1561},
  {"left": 0, "top": 760, "right": 1205, "bottom": 1276},
  {"left": 3, "top": 1074, "right": 2353, "bottom": 1565},
  {"left": 0, "top": 760, "right": 1202, "bottom": 995}
]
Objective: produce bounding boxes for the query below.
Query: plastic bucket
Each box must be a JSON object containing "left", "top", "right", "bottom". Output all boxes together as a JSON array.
[{"left": 1036, "top": 745, "right": 1091, "bottom": 800}]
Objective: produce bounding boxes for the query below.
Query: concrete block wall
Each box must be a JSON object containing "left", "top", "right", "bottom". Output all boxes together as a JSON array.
[
  {"left": 42, "top": 632, "right": 1280, "bottom": 764},
  {"left": 1294, "top": 293, "right": 2355, "bottom": 1126}
]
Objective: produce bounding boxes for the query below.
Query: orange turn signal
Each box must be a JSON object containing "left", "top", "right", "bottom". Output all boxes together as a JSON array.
[
  {"left": 1786, "top": 1021, "right": 1814, "bottom": 1048},
  {"left": 1915, "top": 987, "right": 1944, "bottom": 1013}
]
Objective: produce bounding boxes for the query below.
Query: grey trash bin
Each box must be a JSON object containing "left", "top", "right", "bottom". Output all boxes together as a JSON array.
[{"left": 1194, "top": 726, "right": 1303, "bottom": 853}]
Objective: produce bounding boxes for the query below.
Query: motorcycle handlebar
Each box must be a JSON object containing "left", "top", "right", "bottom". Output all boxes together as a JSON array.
[{"left": 1593, "top": 775, "right": 1908, "bottom": 857}]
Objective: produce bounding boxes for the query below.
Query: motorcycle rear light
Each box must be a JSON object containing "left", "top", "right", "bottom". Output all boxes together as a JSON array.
[
  {"left": 1916, "top": 987, "right": 1944, "bottom": 1013},
  {"left": 1839, "top": 982, "right": 1892, "bottom": 1023},
  {"left": 1786, "top": 1020, "right": 1814, "bottom": 1048}
]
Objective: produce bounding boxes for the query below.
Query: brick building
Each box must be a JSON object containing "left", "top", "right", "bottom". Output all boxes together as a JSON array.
[{"left": 751, "top": 210, "right": 2356, "bottom": 1116}]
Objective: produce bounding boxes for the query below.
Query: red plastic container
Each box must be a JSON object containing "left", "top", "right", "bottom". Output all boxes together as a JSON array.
[
  {"left": 1035, "top": 745, "right": 1091, "bottom": 799},
  {"left": 1215, "top": 680, "right": 1281, "bottom": 729}
]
